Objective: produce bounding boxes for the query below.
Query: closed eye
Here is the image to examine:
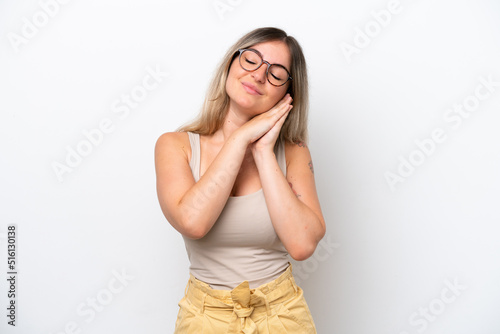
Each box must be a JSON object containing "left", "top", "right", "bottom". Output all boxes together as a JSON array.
[{"left": 271, "top": 72, "right": 283, "bottom": 81}]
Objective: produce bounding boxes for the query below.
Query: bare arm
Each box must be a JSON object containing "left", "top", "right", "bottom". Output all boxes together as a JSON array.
[
  {"left": 253, "top": 141, "right": 326, "bottom": 261},
  {"left": 154, "top": 132, "right": 247, "bottom": 239},
  {"left": 154, "top": 95, "right": 293, "bottom": 239}
]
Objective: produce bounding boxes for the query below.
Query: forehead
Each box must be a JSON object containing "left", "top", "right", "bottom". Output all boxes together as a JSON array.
[{"left": 249, "top": 40, "right": 291, "bottom": 68}]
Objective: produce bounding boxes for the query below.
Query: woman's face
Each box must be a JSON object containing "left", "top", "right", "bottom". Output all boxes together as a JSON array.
[{"left": 225, "top": 40, "right": 291, "bottom": 117}]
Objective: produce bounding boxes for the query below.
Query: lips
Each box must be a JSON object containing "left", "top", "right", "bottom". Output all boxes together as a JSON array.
[{"left": 241, "top": 82, "right": 263, "bottom": 95}]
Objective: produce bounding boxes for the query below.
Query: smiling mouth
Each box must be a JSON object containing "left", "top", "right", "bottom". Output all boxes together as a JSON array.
[{"left": 242, "top": 82, "right": 262, "bottom": 95}]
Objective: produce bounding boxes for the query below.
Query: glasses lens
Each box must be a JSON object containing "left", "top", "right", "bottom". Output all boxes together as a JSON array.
[
  {"left": 240, "top": 50, "right": 261, "bottom": 71},
  {"left": 268, "top": 65, "right": 289, "bottom": 86}
]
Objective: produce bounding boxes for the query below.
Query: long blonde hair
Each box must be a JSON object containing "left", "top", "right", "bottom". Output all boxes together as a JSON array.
[{"left": 177, "top": 27, "right": 309, "bottom": 144}]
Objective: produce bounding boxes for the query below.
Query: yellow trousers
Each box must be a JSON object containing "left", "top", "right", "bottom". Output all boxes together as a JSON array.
[{"left": 173, "top": 263, "right": 317, "bottom": 333}]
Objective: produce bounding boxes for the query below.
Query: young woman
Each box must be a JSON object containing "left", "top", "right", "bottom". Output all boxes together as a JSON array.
[{"left": 155, "top": 27, "right": 325, "bottom": 333}]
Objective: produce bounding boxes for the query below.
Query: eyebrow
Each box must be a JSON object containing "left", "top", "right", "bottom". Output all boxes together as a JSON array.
[{"left": 247, "top": 48, "right": 289, "bottom": 70}]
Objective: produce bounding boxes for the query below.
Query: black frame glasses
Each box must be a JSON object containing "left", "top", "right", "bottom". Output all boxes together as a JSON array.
[{"left": 237, "top": 49, "right": 292, "bottom": 87}]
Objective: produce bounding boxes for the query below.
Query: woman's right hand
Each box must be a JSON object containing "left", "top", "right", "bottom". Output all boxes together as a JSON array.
[{"left": 235, "top": 93, "right": 293, "bottom": 144}]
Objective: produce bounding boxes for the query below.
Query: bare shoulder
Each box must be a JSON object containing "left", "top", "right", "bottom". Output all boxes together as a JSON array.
[
  {"left": 284, "top": 140, "right": 312, "bottom": 164},
  {"left": 284, "top": 140, "right": 315, "bottom": 180},
  {"left": 155, "top": 131, "right": 191, "bottom": 162}
]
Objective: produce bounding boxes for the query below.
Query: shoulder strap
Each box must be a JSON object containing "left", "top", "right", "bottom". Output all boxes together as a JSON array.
[{"left": 186, "top": 132, "right": 201, "bottom": 182}]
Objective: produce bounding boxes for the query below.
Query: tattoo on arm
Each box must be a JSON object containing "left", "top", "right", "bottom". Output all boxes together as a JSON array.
[
  {"left": 308, "top": 160, "right": 314, "bottom": 174},
  {"left": 288, "top": 182, "right": 301, "bottom": 198}
]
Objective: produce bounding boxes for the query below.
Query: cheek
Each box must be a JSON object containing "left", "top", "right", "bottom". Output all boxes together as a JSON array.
[
  {"left": 225, "top": 76, "right": 234, "bottom": 99},
  {"left": 225, "top": 61, "right": 240, "bottom": 95},
  {"left": 268, "top": 87, "right": 288, "bottom": 105},
  {"left": 254, "top": 92, "right": 285, "bottom": 114}
]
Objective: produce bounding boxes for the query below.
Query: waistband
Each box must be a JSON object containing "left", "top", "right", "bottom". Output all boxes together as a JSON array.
[{"left": 185, "top": 262, "right": 298, "bottom": 316}]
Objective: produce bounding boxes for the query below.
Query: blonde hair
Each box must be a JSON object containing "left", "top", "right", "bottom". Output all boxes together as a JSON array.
[{"left": 177, "top": 27, "right": 309, "bottom": 144}]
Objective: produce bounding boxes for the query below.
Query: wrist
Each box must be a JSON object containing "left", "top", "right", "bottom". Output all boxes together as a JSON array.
[
  {"left": 227, "top": 131, "right": 251, "bottom": 150},
  {"left": 252, "top": 145, "right": 275, "bottom": 163}
]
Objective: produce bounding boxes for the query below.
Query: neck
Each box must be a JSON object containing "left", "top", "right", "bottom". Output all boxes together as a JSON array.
[{"left": 214, "top": 103, "right": 253, "bottom": 143}]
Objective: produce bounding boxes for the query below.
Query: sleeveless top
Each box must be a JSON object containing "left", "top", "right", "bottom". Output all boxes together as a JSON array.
[{"left": 183, "top": 131, "right": 290, "bottom": 290}]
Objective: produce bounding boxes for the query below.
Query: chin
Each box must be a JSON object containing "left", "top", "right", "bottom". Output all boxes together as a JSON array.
[
  {"left": 228, "top": 93, "right": 263, "bottom": 114},
  {"left": 226, "top": 84, "right": 276, "bottom": 115},
  {"left": 235, "top": 101, "right": 265, "bottom": 116}
]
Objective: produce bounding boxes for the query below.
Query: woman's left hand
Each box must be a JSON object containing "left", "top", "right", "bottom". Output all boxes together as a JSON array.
[{"left": 250, "top": 102, "right": 292, "bottom": 155}]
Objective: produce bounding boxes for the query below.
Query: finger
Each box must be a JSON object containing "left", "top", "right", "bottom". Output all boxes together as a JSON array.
[
  {"left": 270, "top": 103, "right": 292, "bottom": 124},
  {"left": 277, "top": 94, "right": 293, "bottom": 110},
  {"left": 271, "top": 100, "right": 293, "bottom": 121},
  {"left": 268, "top": 94, "right": 292, "bottom": 116},
  {"left": 272, "top": 107, "right": 291, "bottom": 130},
  {"left": 279, "top": 107, "right": 292, "bottom": 123},
  {"left": 277, "top": 103, "right": 293, "bottom": 118}
]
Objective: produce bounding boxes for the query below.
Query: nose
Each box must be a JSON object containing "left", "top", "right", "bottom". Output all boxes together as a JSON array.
[{"left": 251, "top": 62, "right": 268, "bottom": 84}]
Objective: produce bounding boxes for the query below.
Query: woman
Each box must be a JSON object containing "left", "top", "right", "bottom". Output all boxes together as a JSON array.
[{"left": 155, "top": 27, "right": 326, "bottom": 333}]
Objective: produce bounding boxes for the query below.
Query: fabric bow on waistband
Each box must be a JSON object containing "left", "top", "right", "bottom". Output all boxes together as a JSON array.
[{"left": 226, "top": 280, "right": 269, "bottom": 334}]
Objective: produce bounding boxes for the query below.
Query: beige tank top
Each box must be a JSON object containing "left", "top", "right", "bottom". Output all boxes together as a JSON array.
[{"left": 183, "top": 131, "right": 289, "bottom": 290}]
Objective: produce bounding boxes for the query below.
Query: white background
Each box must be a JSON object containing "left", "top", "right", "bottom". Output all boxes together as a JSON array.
[{"left": 1, "top": 0, "right": 500, "bottom": 333}]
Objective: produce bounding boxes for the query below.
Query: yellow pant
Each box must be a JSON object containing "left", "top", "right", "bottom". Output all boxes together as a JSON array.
[{"left": 174, "top": 263, "right": 317, "bottom": 333}]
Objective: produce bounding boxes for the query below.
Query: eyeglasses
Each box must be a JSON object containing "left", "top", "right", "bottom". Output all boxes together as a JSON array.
[{"left": 237, "top": 49, "right": 292, "bottom": 87}]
